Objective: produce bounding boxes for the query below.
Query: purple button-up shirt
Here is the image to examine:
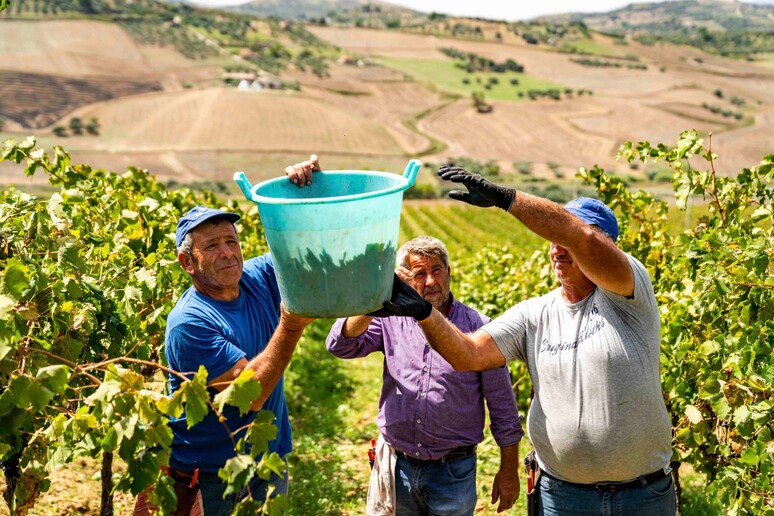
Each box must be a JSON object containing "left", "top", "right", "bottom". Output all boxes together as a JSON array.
[{"left": 326, "top": 295, "right": 523, "bottom": 460}]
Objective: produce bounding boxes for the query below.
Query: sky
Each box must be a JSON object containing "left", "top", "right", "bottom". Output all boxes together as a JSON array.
[{"left": 193, "top": 0, "right": 774, "bottom": 22}]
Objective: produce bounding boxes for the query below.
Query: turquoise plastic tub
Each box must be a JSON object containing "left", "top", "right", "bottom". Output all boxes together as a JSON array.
[{"left": 234, "top": 160, "right": 421, "bottom": 317}]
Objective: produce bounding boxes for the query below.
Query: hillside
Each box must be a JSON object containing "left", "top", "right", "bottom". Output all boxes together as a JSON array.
[
  {"left": 1, "top": 0, "right": 774, "bottom": 192},
  {"left": 557, "top": 0, "right": 774, "bottom": 34},
  {"left": 542, "top": 0, "right": 774, "bottom": 58}
]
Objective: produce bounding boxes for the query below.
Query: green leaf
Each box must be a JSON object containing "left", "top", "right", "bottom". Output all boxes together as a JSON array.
[
  {"left": 157, "top": 389, "right": 185, "bottom": 419},
  {"left": 0, "top": 294, "right": 17, "bottom": 321},
  {"left": 698, "top": 340, "right": 720, "bottom": 356},
  {"left": 1, "top": 258, "right": 31, "bottom": 300},
  {"left": 246, "top": 410, "right": 278, "bottom": 458},
  {"left": 733, "top": 405, "right": 752, "bottom": 426},
  {"left": 738, "top": 447, "right": 760, "bottom": 467},
  {"left": 213, "top": 369, "right": 261, "bottom": 416},
  {"left": 219, "top": 454, "right": 255, "bottom": 497},
  {"left": 36, "top": 365, "right": 70, "bottom": 395},
  {"left": 261, "top": 452, "right": 287, "bottom": 478},
  {"left": 685, "top": 405, "right": 703, "bottom": 424},
  {"left": 134, "top": 268, "right": 157, "bottom": 290},
  {"left": 181, "top": 367, "right": 210, "bottom": 428}
]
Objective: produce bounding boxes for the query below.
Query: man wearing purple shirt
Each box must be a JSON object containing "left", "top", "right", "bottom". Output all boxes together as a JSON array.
[{"left": 326, "top": 236, "right": 523, "bottom": 515}]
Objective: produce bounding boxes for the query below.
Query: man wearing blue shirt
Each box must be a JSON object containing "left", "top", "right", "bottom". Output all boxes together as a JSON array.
[{"left": 165, "top": 204, "right": 314, "bottom": 514}]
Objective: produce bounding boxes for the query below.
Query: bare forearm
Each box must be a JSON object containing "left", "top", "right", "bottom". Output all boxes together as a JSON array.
[
  {"left": 499, "top": 444, "right": 520, "bottom": 475},
  {"left": 418, "top": 310, "right": 505, "bottom": 371},
  {"left": 342, "top": 315, "right": 373, "bottom": 338},
  {"left": 506, "top": 190, "right": 586, "bottom": 249},
  {"left": 246, "top": 317, "right": 306, "bottom": 410},
  {"left": 507, "top": 190, "right": 633, "bottom": 294}
]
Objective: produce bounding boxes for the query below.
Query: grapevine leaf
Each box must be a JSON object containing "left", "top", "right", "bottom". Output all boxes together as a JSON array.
[
  {"left": 219, "top": 454, "right": 255, "bottom": 497},
  {"left": 213, "top": 369, "right": 262, "bottom": 416},
  {"left": 135, "top": 268, "right": 157, "bottom": 290},
  {"left": 36, "top": 365, "right": 70, "bottom": 395},
  {"left": 246, "top": 410, "right": 278, "bottom": 458},
  {"left": 157, "top": 389, "right": 185, "bottom": 419},
  {"left": 733, "top": 405, "right": 752, "bottom": 426},
  {"left": 181, "top": 367, "right": 210, "bottom": 428},
  {"left": 685, "top": 405, "right": 703, "bottom": 424},
  {"left": 233, "top": 498, "right": 266, "bottom": 516},
  {"left": 2, "top": 258, "right": 30, "bottom": 300},
  {"left": 0, "top": 294, "right": 16, "bottom": 322},
  {"left": 260, "top": 452, "right": 287, "bottom": 479}
]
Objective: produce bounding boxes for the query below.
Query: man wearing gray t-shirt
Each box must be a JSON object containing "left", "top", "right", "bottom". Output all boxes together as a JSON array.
[{"left": 374, "top": 167, "right": 676, "bottom": 515}]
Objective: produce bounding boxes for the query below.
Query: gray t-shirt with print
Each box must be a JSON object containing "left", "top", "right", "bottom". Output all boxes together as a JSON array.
[{"left": 483, "top": 254, "right": 672, "bottom": 484}]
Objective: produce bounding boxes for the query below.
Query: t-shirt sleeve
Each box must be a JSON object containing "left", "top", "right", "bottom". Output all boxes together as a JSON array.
[
  {"left": 480, "top": 301, "right": 531, "bottom": 364},
  {"left": 244, "top": 253, "right": 281, "bottom": 311},
  {"left": 598, "top": 254, "right": 658, "bottom": 323},
  {"left": 167, "top": 321, "right": 247, "bottom": 381}
]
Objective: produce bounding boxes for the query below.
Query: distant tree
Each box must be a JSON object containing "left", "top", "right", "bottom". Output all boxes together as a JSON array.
[
  {"left": 69, "top": 117, "right": 84, "bottom": 135},
  {"left": 53, "top": 126, "right": 68, "bottom": 137},
  {"left": 86, "top": 117, "right": 100, "bottom": 136},
  {"left": 0, "top": 117, "right": 4, "bottom": 131},
  {"left": 472, "top": 90, "right": 486, "bottom": 109},
  {"left": 714, "top": 89, "right": 724, "bottom": 99}
]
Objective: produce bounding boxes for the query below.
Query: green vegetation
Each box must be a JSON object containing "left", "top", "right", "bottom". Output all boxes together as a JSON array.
[
  {"left": 558, "top": 37, "right": 622, "bottom": 57},
  {"left": 571, "top": 57, "right": 647, "bottom": 70},
  {"left": 377, "top": 57, "right": 564, "bottom": 101},
  {"left": 1, "top": 0, "right": 335, "bottom": 78},
  {"left": 1, "top": 132, "right": 771, "bottom": 514}
]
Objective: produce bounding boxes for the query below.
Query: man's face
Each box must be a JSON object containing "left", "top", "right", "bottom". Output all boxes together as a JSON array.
[
  {"left": 183, "top": 220, "right": 243, "bottom": 297},
  {"left": 406, "top": 253, "right": 451, "bottom": 312}
]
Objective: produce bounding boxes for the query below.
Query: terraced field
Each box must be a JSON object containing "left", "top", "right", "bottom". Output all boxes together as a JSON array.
[{"left": 399, "top": 201, "right": 546, "bottom": 258}]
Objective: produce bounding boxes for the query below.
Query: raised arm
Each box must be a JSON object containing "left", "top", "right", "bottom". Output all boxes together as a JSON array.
[
  {"left": 210, "top": 307, "right": 313, "bottom": 411},
  {"left": 438, "top": 167, "right": 633, "bottom": 297},
  {"left": 417, "top": 310, "right": 505, "bottom": 371}
]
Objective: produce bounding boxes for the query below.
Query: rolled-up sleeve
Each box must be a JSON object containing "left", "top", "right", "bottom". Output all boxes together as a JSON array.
[
  {"left": 481, "top": 366, "right": 524, "bottom": 447},
  {"left": 326, "top": 317, "right": 386, "bottom": 359}
]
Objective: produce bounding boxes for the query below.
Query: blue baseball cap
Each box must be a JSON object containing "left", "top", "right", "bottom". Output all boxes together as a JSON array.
[
  {"left": 175, "top": 205, "right": 240, "bottom": 249},
  {"left": 564, "top": 197, "right": 619, "bottom": 242}
]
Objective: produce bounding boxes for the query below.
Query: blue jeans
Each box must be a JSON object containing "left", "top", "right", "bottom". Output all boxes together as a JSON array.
[
  {"left": 395, "top": 453, "right": 477, "bottom": 516},
  {"left": 198, "top": 457, "right": 289, "bottom": 515},
  {"left": 537, "top": 470, "right": 676, "bottom": 516}
]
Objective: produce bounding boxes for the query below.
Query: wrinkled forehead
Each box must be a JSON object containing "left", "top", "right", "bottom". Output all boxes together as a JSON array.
[{"left": 407, "top": 253, "right": 448, "bottom": 270}]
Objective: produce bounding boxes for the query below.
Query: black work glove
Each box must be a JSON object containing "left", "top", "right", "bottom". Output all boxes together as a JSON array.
[
  {"left": 437, "top": 166, "right": 515, "bottom": 211},
  {"left": 367, "top": 273, "right": 433, "bottom": 321}
]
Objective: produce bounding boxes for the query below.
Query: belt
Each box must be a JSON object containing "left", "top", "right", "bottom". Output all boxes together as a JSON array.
[
  {"left": 544, "top": 468, "right": 669, "bottom": 493},
  {"left": 399, "top": 445, "right": 477, "bottom": 466}
]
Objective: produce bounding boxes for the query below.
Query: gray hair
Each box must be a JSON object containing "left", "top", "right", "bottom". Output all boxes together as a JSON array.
[
  {"left": 177, "top": 231, "right": 194, "bottom": 256},
  {"left": 397, "top": 236, "right": 449, "bottom": 269},
  {"left": 591, "top": 225, "right": 615, "bottom": 242},
  {"left": 176, "top": 218, "right": 238, "bottom": 256}
]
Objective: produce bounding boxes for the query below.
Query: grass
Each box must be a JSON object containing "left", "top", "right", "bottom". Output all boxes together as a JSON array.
[
  {"left": 376, "top": 57, "right": 565, "bottom": 101},
  {"left": 561, "top": 37, "right": 621, "bottom": 57}
]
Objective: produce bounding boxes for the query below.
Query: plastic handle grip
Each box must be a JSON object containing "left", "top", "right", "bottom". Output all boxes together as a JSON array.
[
  {"left": 402, "top": 159, "right": 421, "bottom": 188},
  {"left": 233, "top": 171, "right": 254, "bottom": 202}
]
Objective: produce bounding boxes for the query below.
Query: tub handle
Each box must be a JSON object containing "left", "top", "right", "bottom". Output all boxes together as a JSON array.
[
  {"left": 402, "top": 159, "right": 421, "bottom": 188},
  {"left": 233, "top": 171, "right": 254, "bottom": 202}
]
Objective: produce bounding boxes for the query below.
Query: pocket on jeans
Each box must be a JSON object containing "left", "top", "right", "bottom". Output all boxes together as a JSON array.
[
  {"left": 645, "top": 473, "right": 673, "bottom": 497},
  {"left": 539, "top": 474, "right": 561, "bottom": 493},
  {"left": 444, "top": 455, "right": 476, "bottom": 481}
]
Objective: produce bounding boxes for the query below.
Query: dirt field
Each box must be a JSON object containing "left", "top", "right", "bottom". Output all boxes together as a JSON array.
[
  {"left": 0, "top": 20, "right": 165, "bottom": 77},
  {"left": 2, "top": 19, "right": 774, "bottom": 186},
  {"left": 307, "top": 26, "right": 774, "bottom": 176}
]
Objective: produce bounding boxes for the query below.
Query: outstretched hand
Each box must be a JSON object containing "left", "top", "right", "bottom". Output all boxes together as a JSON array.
[
  {"left": 367, "top": 273, "right": 433, "bottom": 321},
  {"left": 437, "top": 166, "right": 515, "bottom": 211},
  {"left": 285, "top": 154, "right": 320, "bottom": 187}
]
